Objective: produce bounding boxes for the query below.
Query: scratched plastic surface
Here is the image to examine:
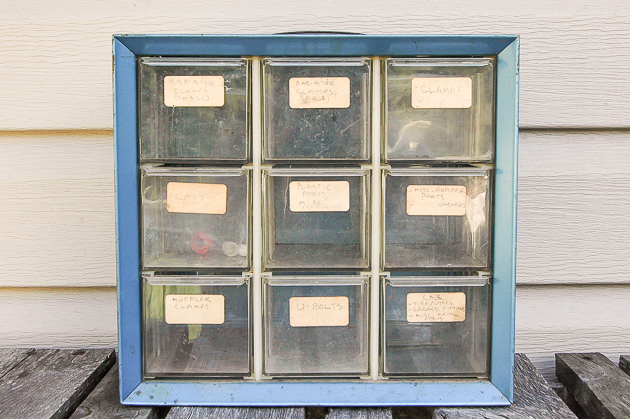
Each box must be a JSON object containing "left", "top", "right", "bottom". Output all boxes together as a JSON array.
[
  {"left": 262, "top": 58, "right": 371, "bottom": 162},
  {"left": 143, "top": 274, "right": 250, "bottom": 377},
  {"left": 382, "top": 167, "right": 491, "bottom": 270},
  {"left": 262, "top": 168, "right": 371, "bottom": 270},
  {"left": 140, "top": 58, "right": 249, "bottom": 163},
  {"left": 263, "top": 276, "right": 369, "bottom": 377},
  {"left": 141, "top": 167, "right": 250, "bottom": 270},
  {"left": 384, "top": 58, "right": 494, "bottom": 162},
  {"left": 382, "top": 276, "right": 489, "bottom": 377}
]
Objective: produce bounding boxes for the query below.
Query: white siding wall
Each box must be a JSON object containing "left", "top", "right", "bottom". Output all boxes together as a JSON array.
[{"left": 1, "top": 0, "right": 629, "bottom": 380}]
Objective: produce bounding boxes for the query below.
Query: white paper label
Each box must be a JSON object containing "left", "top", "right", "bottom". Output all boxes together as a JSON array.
[
  {"left": 289, "top": 181, "right": 350, "bottom": 212},
  {"left": 164, "top": 76, "right": 225, "bottom": 107},
  {"left": 411, "top": 77, "right": 472, "bottom": 108},
  {"left": 406, "top": 185, "right": 467, "bottom": 216},
  {"left": 289, "top": 77, "right": 351, "bottom": 108},
  {"left": 407, "top": 292, "right": 466, "bottom": 323},
  {"left": 166, "top": 182, "right": 227, "bottom": 215},
  {"left": 165, "top": 294, "right": 225, "bottom": 324},
  {"left": 289, "top": 296, "right": 350, "bottom": 327}
]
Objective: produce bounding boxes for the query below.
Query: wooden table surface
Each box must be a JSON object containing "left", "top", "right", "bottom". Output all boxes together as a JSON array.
[{"left": 2, "top": 349, "right": 626, "bottom": 419}]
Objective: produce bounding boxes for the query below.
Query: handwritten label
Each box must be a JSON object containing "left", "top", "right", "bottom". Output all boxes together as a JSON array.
[
  {"left": 166, "top": 182, "right": 227, "bottom": 215},
  {"left": 289, "top": 296, "right": 349, "bottom": 327},
  {"left": 164, "top": 76, "right": 225, "bottom": 107},
  {"left": 164, "top": 294, "right": 225, "bottom": 324},
  {"left": 407, "top": 292, "right": 466, "bottom": 323},
  {"left": 406, "top": 185, "right": 467, "bottom": 216},
  {"left": 411, "top": 77, "right": 472, "bottom": 108},
  {"left": 289, "top": 181, "right": 350, "bottom": 212},
  {"left": 289, "top": 77, "right": 351, "bottom": 108}
]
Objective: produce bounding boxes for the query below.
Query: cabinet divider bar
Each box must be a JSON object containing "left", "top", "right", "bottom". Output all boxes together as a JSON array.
[
  {"left": 370, "top": 58, "right": 382, "bottom": 381},
  {"left": 252, "top": 57, "right": 263, "bottom": 381}
]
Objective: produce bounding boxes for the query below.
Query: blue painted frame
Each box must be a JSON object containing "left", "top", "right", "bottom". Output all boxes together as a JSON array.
[{"left": 114, "top": 34, "right": 518, "bottom": 406}]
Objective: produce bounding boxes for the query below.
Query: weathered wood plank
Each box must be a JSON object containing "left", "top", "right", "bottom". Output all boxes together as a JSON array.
[
  {"left": 434, "top": 354, "right": 577, "bottom": 418},
  {"left": 0, "top": 348, "right": 115, "bottom": 419},
  {"left": 0, "top": 348, "right": 34, "bottom": 379},
  {"left": 326, "top": 408, "right": 392, "bottom": 419},
  {"left": 165, "top": 407, "right": 305, "bottom": 419},
  {"left": 556, "top": 352, "right": 630, "bottom": 419},
  {"left": 390, "top": 407, "right": 432, "bottom": 419},
  {"left": 69, "top": 361, "right": 165, "bottom": 419},
  {"left": 620, "top": 355, "right": 630, "bottom": 377},
  {"left": 550, "top": 383, "right": 590, "bottom": 419}
]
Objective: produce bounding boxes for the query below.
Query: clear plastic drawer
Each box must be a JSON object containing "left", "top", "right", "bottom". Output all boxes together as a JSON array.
[
  {"left": 143, "top": 273, "right": 251, "bottom": 378},
  {"left": 262, "top": 168, "right": 370, "bottom": 270},
  {"left": 382, "top": 167, "right": 491, "bottom": 269},
  {"left": 262, "top": 58, "right": 371, "bottom": 162},
  {"left": 141, "top": 167, "right": 250, "bottom": 270},
  {"left": 263, "top": 276, "right": 369, "bottom": 377},
  {"left": 140, "top": 58, "right": 250, "bottom": 163},
  {"left": 384, "top": 58, "right": 494, "bottom": 162},
  {"left": 382, "top": 275, "right": 490, "bottom": 377}
]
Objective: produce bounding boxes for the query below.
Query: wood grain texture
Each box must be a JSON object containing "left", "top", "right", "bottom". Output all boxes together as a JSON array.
[
  {"left": 69, "top": 362, "right": 165, "bottom": 419},
  {"left": 516, "top": 285, "right": 630, "bottom": 380},
  {"left": 1, "top": 0, "right": 630, "bottom": 129},
  {"left": 389, "top": 407, "right": 432, "bottom": 419},
  {"left": 551, "top": 384, "right": 590, "bottom": 419},
  {"left": 0, "top": 348, "right": 34, "bottom": 379},
  {"left": 517, "top": 130, "right": 630, "bottom": 285},
  {"left": 620, "top": 356, "right": 630, "bottom": 377},
  {"left": 434, "top": 354, "right": 577, "bottom": 418},
  {"left": 326, "top": 409, "right": 392, "bottom": 419},
  {"left": 0, "top": 348, "right": 115, "bottom": 419},
  {"left": 165, "top": 407, "right": 305, "bottom": 419},
  {"left": 0, "top": 132, "right": 116, "bottom": 287},
  {"left": 556, "top": 353, "right": 630, "bottom": 419},
  {"left": 0, "top": 287, "right": 118, "bottom": 347}
]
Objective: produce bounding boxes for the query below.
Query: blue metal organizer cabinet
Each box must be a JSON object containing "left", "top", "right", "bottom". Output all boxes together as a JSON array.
[{"left": 114, "top": 34, "right": 518, "bottom": 406}]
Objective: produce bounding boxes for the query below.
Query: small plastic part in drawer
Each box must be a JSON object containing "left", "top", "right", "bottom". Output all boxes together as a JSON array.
[{"left": 142, "top": 167, "right": 250, "bottom": 270}]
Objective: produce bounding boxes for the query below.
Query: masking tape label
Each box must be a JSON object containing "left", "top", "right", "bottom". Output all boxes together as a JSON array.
[
  {"left": 289, "top": 296, "right": 350, "bottom": 327},
  {"left": 289, "top": 77, "right": 351, "bottom": 108},
  {"left": 407, "top": 292, "right": 466, "bottom": 323},
  {"left": 164, "top": 76, "right": 225, "bottom": 107},
  {"left": 166, "top": 182, "right": 227, "bottom": 215},
  {"left": 165, "top": 294, "right": 225, "bottom": 324}
]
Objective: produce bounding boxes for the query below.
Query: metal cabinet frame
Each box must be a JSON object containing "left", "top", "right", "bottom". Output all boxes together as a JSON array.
[{"left": 114, "top": 34, "right": 518, "bottom": 406}]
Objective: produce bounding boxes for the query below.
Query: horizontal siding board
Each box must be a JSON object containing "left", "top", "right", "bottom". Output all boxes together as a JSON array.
[
  {"left": 0, "top": 287, "right": 118, "bottom": 347},
  {"left": 1, "top": 3, "right": 630, "bottom": 129},
  {"left": 0, "top": 284, "right": 627, "bottom": 384},
  {"left": 0, "top": 133, "right": 116, "bottom": 287},
  {"left": 517, "top": 131, "right": 630, "bottom": 285},
  {"left": 1, "top": 130, "right": 629, "bottom": 287},
  {"left": 516, "top": 284, "right": 630, "bottom": 380}
]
